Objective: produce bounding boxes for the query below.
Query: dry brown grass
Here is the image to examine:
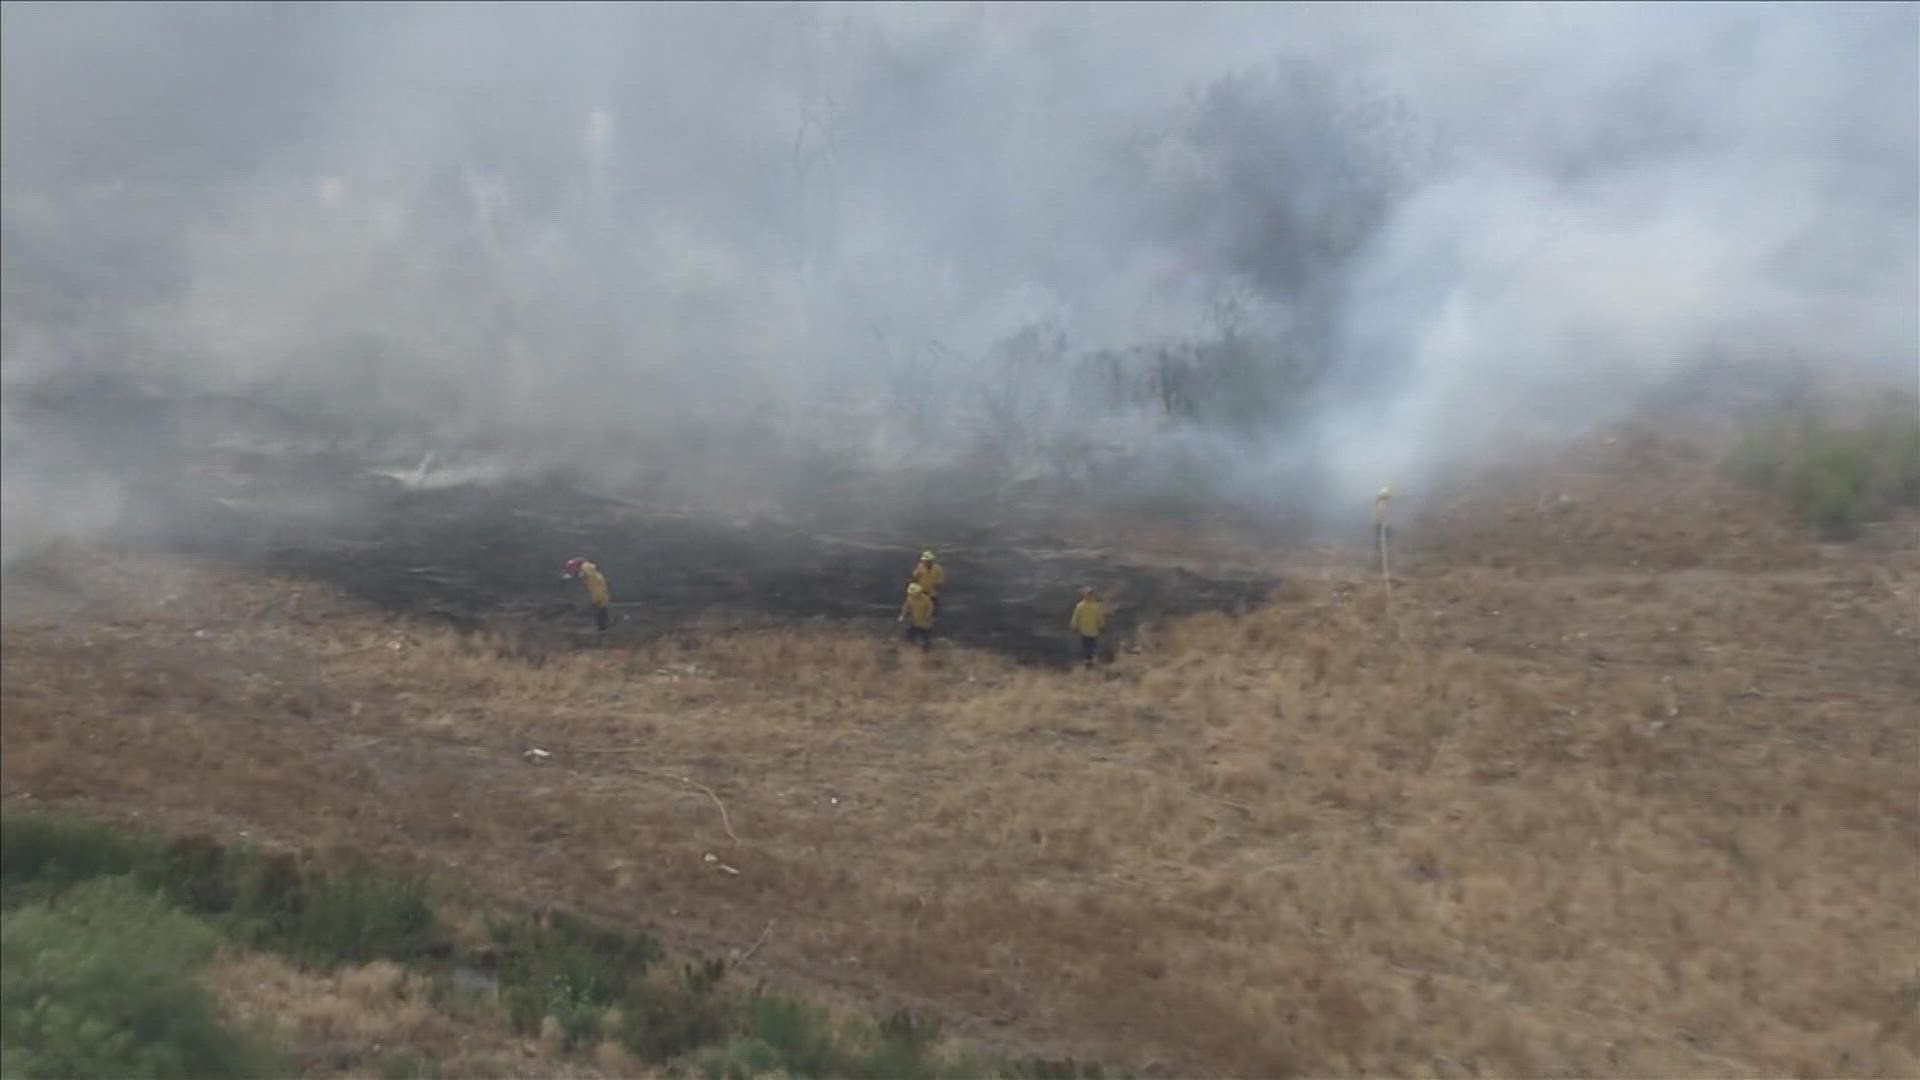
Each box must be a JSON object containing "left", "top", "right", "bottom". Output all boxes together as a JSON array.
[
  {"left": 5, "top": 435, "right": 1919, "bottom": 1077},
  {"left": 205, "top": 953, "right": 648, "bottom": 1078}
]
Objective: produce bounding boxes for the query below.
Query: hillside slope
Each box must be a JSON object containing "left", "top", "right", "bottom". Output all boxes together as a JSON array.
[{"left": 4, "top": 420, "right": 1916, "bottom": 1077}]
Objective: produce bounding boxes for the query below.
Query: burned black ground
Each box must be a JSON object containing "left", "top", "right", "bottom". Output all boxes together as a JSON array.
[
  {"left": 200, "top": 478, "right": 1274, "bottom": 667},
  {"left": 18, "top": 384, "right": 1275, "bottom": 665}
]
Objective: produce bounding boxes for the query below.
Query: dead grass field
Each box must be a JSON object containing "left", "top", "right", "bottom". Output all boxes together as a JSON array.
[
  {"left": 4, "top": 424, "right": 1918, "bottom": 1078},
  {"left": 206, "top": 953, "right": 653, "bottom": 1079}
]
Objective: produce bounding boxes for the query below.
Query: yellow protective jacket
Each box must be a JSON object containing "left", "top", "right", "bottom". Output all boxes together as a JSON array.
[
  {"left": 579, "top": 562, "right": 611, "bottom": 607},
  {"left": 911, "top": 561, "right": 946, "bottom": 597},
  {"left": 900, "top": 591, "right": 935, "bottom": 629},
  {"left": 1069, "top": 598, "right": 1106, "bottom": 637}
]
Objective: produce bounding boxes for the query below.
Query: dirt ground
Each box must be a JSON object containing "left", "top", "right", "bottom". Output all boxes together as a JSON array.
[{"left": 4, "top": 419, "right": 1918, "bottom": 1078}]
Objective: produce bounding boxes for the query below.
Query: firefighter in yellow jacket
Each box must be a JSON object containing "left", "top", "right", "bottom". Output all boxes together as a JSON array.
[
  {"left": 911, "top": 550, "right": 946, "bottom": 611},
  {"left": 898, "top": 582, "right": 935, "bottom": 651},
  {"left": 1068, "top": 586, "right": 1106, "bottom": 668},
  {"left": 563, "top": 556, "right": 613, "bottom": 632}
]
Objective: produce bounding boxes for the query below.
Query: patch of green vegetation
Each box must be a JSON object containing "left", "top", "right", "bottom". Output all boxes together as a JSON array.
[
  {"left": 1, "top": 811, "right": 445, "bottom": 968},
  {"left": 694, "top": 998, "right": 990, "bottom": 1080},
  {"left": 619, "top": 958, "right": 735, "bottom": 1061},
  {"left": 485, "top": 914, "right": 983, "bottom": 1075},
  {"left": 1726, "top": 405, "right": 1920, "bottom": 539},
  {"left": 0, "top": 810, "right": 162, "bottom": 908},
  {"left": 2, "top": 808, "right": 1113, "bottom": 1078},
  {"left": 251, "top": 863, "right": 440, "bottom": 966},
  {"left": 0, "top": 877, "right": 281, "bottom": 1079},
  {"left": 489, "top": 908, "right": 660, "bottom": 1044}
]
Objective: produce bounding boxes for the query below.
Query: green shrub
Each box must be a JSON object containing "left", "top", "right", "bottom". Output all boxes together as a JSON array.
[
  {"left": 620, "top": 958, "right": 740, "bottom": 1062},
  {"left": 0, "top": 878, "right": 279, "bottom": 1079},
  {"left": 697, "top": 1035, "right": 789, "bottom": 1080},
  {"left": 545, "top": 975, "right": 607, "bottom": 1050},
  {"left": 727, "top": 997, "right": 965, "bottom": 1080},
  {"left": 863, "top": 1009, "right": 949, "bottom": 1080},
  {"left": 0, "top": 813, "right": 158, "bottom": 908},
  {"left": 745, "top": 995, "right": 843, "bottom": 1078},
  {"left": 1, "top": 811, "right": 444, "bottom": 969},
  {"left": 1, "top": 812, "right": 1102, "bottom": 1077},
  {"left": 490, "top": 910, "right": 661, "bottom": 1036},
  {"left": 257, "top": 866, "right": 440, "bottom": 966},
  {"left": 1725, "top": 407, "right": 1920, "bottom": 539},
  {"left": 1785, "top": 438, "right": 1873, "bottom": 538},
  {"left": 153, "top": 835, "right": 239, "bottom": 914}
]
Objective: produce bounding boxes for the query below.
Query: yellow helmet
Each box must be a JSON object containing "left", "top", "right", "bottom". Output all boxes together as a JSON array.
[
  {"left": 1378, "top": 485, "right": 1393, "bottom": 499},
  {"left": 907, "top": 582, "right": 923, "bottom": 595},
  {"left": 920, "top": 550, "right": 936, "bottom": 562}
]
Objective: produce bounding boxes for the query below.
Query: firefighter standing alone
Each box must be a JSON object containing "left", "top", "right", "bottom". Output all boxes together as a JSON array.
[
  {"left": 1069, "top": 586, "right": 1106, "bottom": 668},
  {"left": 563, "top": 557, "right": 613, "bottom": 632}
]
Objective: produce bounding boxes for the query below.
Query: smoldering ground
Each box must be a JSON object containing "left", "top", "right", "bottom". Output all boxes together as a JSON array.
[{"left": 3, "top": 3, "right": 1914, "bottom": 583}]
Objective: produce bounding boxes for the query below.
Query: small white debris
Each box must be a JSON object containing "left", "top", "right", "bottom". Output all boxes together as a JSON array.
[
  {"left": 388, "top": 640, "right": 403, "bottom": 651},
  {"left": 524, "top": 748, "right": 552, "bottom": 763},
  {"left": 703, "top": 852, "right": 741, "bottom": 876}
]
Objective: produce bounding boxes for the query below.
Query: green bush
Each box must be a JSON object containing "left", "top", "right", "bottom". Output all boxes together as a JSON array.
[
  {"left": 697, "top": 1035, "right": 789, "bottom": 1080},
  {"left": 0, "top": 811, "right": 445, "bottom": 969},
  {"left": 864, "top": 1009, "right": 950, "bottom": 1080},
  {"left": 746, "top": 996, "right": 843, "bottom": 1078},
  {"left": 1785, "top": 439, "right": 1872, "bottom": 538},
  {"left": 0, "top": 813, "right": 159, "bottom": 908},
  {"left": 1, "top": 811, "right": 1107, "bottom": 1077},
  {"left": 1725, "top": 407, "right": 1920, "bottom": 539},
  {"left": 0, "top": 878, "right": 279, "bottom": 1079},
  {"left": 545, "top": 974, "right": 607, "bottom": 1050},
  {"left": 257, "top": 866, "right": 440, "bottom": 966},
  {"left": 490, "top": 910, "right": 661, "bottom": 1036},
  {"left": 620, "top": 958, "right": 739, "bottom": 1062},
  {"left": 701, "top": 997, "right": 972, "bottom": 1080}
]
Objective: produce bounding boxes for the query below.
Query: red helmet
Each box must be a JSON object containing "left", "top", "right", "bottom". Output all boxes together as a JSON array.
[{"left": 563, "top": 557, "right": 586, "bottom": 577}]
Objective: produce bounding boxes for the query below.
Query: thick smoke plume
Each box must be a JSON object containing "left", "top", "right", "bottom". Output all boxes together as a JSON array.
[{"left": 4, "top": 2, "right": 1915, "bottom": 564}]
